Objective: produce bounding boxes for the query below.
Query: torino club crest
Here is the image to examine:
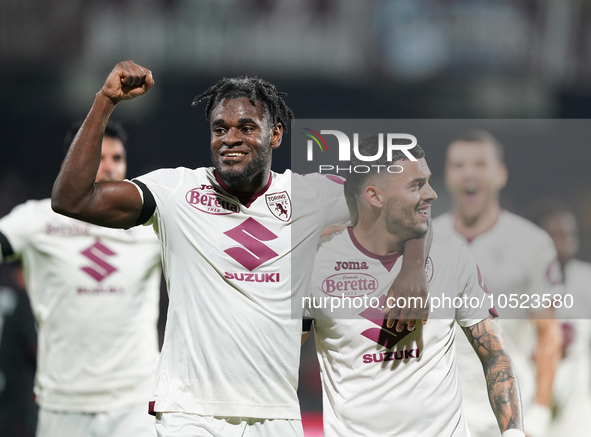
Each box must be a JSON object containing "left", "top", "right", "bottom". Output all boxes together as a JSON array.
[{"left": 265, "top": 191, "right": 292, "bottom": 222}]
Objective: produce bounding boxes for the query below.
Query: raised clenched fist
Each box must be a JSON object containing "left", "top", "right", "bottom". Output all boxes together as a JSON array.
[{"left": 99, "top": 60, "right": 154, "bottom": 104}]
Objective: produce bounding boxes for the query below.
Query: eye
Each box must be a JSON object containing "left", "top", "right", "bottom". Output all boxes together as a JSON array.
[
  {"left": 242, "top": 125, "right": 255, "bottom": 134},
  {"left": 213, "top": 127, "right": 226, "bottom": 135}
]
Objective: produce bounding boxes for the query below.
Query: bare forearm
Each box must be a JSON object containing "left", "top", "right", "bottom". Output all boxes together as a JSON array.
[
  {"left": 401, "top": 236, "right": 426, "bottom": 266},
  {"left": 533, "top": 319, "right": 561, "bottom": 407},
  {"left": 51, "top": 92, "right": 116, "bottom": 217},
  {"left": 484, "top": 352, "right": 523, "bottom": 432},
  {"left": 463, "top": 318, "right": 524, "bottom": 434},
  {"left": 401, "top": 219, "right": 431, "bottom": 266}
]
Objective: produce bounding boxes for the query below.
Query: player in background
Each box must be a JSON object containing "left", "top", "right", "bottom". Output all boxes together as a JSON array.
[
  {"left": 524, "top": 199, "right": 591, "bottom": 437},
  {"left": 0, "top": 121, "right": 162, "bottom": 437},
  {"left": 433, "top": 129, "right": 562, "bottom": 437},
  {"left": 305, "top": 136, "right": 523, "bottom": 436},
  {"left": 0, "top": 264, "right": 38, "bottom": 437},
  {"left": 50, "top": 61, "right": 430, "bottom": 437}
]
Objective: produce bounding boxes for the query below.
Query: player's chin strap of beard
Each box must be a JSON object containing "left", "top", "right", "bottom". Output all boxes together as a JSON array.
[{"left": 502, "top": 430, "right": 526, "bottom": 437}]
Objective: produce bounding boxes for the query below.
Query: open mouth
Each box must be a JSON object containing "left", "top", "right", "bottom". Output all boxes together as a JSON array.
[
  {"left": 416, "top": 205, "right": 430, "bottom": 219},
  {"left": 463, "top": 181, "right": 479, "bottom": 195},
  {"left": 220, "top": 150, "right": 249, "bottom": 161},
  {"left": 461, "top": 182, "right": 480, "bottom": 204}
]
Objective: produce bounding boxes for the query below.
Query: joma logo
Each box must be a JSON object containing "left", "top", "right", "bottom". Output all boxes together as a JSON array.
[{"left": 334, "top": 261, "right": 369, "bottom": 271}]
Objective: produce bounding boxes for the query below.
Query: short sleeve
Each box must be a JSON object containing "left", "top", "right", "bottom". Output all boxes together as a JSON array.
[
  {"left": 525, "top": 232, "right": 563, "bottom": 306},
  {"left": 296, "top": 173, "right": 350, "bottom": 227},
  {"left": 133, "top": 168, "right": 185, "bottom": 226},
  {"left": 455, "top": 242, "right": 494, "bottom": 327},
  {"left": 0, "top": 201, "right": 36, "bottom": 260}
]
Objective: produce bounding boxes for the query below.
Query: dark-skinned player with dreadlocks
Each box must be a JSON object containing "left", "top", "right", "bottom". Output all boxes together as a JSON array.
[{"left": 51, "top": 61, "right": 429, "bottom": 436}]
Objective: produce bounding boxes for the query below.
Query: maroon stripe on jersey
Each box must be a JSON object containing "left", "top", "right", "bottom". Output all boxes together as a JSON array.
[
  {"left": 347, "top": 227, "right": 401, "bottom": 272},
  {"left": 214, "top": 170, "right": 273, "bottom": 207},
  {"left": 148, "top": 401, "right": 156, "bottom": 416}
]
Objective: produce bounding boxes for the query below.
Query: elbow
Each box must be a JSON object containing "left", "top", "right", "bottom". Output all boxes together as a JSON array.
[
  {"left": 51, "top": 186, "right": 82, "bottom": 218},
  {"left": 51, "top": 195, "right": 72, "bottom": 217}
]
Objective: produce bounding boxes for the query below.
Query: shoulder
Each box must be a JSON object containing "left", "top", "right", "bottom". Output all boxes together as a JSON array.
[
  {"left": 431, "top": 230, "right": 461, "bottom": 249},
  {"left": 2, "top": 198, "right": 53, "bottom": 221},
  {"left": 291, "top": 172, "right": 345, "bottom": 188},
  {"left": 317, "top": 228, "right": 349, "bottom": 255},
  {"left": 499, "top": 210, "right": 553, "bottom": 245},
  {"left": 429, "top": 231, "right": 469, "bottom": 265},
  {"left": 432, "top": 212, "right": 454, "bottom": 232},
  {"left": 566, "top": 259, "right": 591, "bottom": 280},
  {"left": 135, "top": 166, "right": 210, "bottom": 185}
]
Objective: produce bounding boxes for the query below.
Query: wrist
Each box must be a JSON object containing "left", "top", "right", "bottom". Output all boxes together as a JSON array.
[
  {"left": 95, "top": 89, "right": 120, "bottom": 108},
  {"left": 401, "top": 237, "right": 426, "bottom": 266},
  {"left": 400, "top": 253, "right": 424, "bottom": 267}
]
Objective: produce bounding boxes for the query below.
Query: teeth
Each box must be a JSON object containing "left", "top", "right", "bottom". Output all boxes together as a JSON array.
[{"left": 226, "top": 152, "right": 245, "bottom": 157}]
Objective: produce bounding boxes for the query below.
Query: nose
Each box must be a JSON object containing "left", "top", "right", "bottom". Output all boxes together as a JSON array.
[
  {"left": 98, "top": 158, "right": 114, "bottom": 176},
  {"left": 423, "top": 183, "right": 438, "bottom": 203},
  {"left": 223, "top": 127, "right": 243, "bottom": 146}
]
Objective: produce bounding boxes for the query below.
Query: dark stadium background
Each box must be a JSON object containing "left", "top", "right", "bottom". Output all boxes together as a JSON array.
[{"left": 1, "top": 1, "right": 591, "bottom": 435}]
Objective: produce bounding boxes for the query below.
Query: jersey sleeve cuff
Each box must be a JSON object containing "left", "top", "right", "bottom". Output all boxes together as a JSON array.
[{"left": 129, "top": 179, "right": 157, "bottom": 226}]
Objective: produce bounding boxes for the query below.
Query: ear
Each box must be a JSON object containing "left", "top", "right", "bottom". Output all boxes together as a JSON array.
[
  {"left": 270, "top": 123, "right": 283, "bottom": 150},
  {"left": 497, "top": 164, "right": 508, "bottom": 190},
  {"left": 364, "top": 185, "right": 383, "bottom": 208}
]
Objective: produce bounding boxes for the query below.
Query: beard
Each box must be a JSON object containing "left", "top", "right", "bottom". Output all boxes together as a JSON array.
[
  {"left": 212, "top": 144, "right": 272, "bottom": 188},
  {"left": 385, "top": 198, "right": 429, "bottom": 240}
]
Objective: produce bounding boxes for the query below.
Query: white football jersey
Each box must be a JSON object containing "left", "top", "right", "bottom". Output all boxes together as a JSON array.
[
  {"left": 0, "top": 198, "right": 162, "bottom": 412},
  {"left": 548, "top": 259, "right": 591, "bottom": 437},
  {"left": 433, "top": 211, "right": 562, "bottom": 436},
  {"left": 134, "top": 167, "right": 349, "bottom": 420},
  {"left": 308, "top": 229, "right": 491, "bottom": 437}
]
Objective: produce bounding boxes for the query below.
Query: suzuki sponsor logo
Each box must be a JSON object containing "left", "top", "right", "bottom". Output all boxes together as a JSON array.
[
  {"left": 357, "top": 296, "right": 419, "bottom": 363},
  {"left": 80, "top": 240, "right": 117, "bottom": 282},
  {"left": 224, "top": 272, "right": 280, "bottom": 283},
  {"left": 186, "top": 185, "right": 240, "bottom": 215},
  {"left": 362, "top": 349, "right": 420, "bottom": 364},
  {"left": 77, "top": 286, "right": 123, "bottom": 294},
  {"left": 224, "top": 218, "right": 279, "bottom": 271}
]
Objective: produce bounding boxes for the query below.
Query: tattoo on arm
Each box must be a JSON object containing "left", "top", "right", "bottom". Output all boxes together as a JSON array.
[{"left": 462, "top": 316, "right": 523, "bottom": 433}]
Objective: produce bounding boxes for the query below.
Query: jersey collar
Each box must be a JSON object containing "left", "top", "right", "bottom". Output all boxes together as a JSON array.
[
  {"left": 214, "top": 170, "right": 273, "bottom": 208},
  {"left": 347, "top": 227, "right": 401, "bottom": 272}
]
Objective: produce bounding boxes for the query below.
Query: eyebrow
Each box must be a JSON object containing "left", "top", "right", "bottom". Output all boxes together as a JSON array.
[
  {"left": 211, "top": 117, "right": 260, "bottom": 127},
  {"left": 409, "top": 175, "right": 430, "bottom": 184}
]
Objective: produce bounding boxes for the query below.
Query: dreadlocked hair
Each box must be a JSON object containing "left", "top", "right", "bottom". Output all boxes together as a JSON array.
[{"left": 192, "top": 76, "right": 294, "bottom": 132}]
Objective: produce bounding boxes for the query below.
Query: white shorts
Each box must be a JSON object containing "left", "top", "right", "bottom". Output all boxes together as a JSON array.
[
  {"left": 37, "top": 404, "right": 155, "bottom": 437},
  {"left": 155, "top": 412, "right": 303, "bottom": 437}
]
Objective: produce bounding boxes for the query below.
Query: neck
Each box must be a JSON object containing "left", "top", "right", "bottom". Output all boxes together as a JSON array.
[
  {"left": 353, "top": 216, "right": 405, "bottom": 256},
  {"left": 217, "top": 168, "right": 271, "bottom": 194},
  {"left": 453, "top": 203, "right": 501, "bottom": 240}
]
